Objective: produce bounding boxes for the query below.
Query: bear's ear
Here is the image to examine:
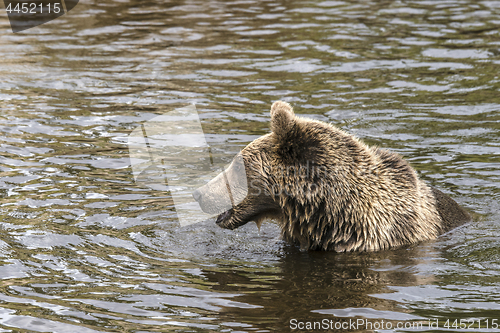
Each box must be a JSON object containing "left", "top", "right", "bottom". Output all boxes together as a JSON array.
[{"left": 270, "top": 101, "right": 295, "bottom": 137}]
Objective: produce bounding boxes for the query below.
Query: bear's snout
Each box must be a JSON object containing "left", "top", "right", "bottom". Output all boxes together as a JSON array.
[
  {"left": 192, "top": 188, "right": 202, "bottom": 203},
  {"left": 216, "top": 209, "right": 233, "bottom": 229}
]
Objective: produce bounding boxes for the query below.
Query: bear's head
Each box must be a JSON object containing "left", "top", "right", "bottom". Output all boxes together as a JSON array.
[{"left": 193, "top": 101, "right": 342, "bottom": 234}]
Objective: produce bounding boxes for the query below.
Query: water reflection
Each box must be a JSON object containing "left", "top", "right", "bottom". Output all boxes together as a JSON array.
[{"left": 201, "top": 244, "right": 439, "bottom": 331}]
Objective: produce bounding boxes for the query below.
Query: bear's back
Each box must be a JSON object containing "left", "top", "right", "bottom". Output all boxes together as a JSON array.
[{"left": 430, "top": 186, "right": 472, "bottom": 233}]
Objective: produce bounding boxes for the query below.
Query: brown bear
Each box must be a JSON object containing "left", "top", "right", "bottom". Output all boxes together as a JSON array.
[{"left": 193, "top": 101, "right": 471, "bottom": 252}]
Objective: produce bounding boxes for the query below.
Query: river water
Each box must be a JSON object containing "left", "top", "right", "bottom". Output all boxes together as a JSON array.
[{"left": 0, "top": 0, "right": 499, "bottom": 332}]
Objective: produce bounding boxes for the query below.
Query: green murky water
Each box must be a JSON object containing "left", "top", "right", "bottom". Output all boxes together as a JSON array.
[{"left": 0, "top": 0, "right": 499, "bottom": 332}]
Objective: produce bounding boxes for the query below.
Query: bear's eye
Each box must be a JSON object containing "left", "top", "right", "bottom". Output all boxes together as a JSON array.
[{"left": 233, "top": 162, "right": 243, "bottom": 172}]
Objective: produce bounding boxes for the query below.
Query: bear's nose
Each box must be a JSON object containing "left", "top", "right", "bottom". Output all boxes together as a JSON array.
[{"left": 192, "top": 189, "right": 202, "bottom": 203}]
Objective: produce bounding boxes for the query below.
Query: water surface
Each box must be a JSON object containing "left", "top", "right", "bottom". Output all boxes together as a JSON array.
[{"left": 0, "top": 0, "right": 499, "bottom": 332}]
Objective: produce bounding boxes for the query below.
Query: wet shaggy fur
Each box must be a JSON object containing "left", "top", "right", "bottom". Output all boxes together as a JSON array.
[{"left": 194, "top": 101, "right": 471, "bottom": 252}]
